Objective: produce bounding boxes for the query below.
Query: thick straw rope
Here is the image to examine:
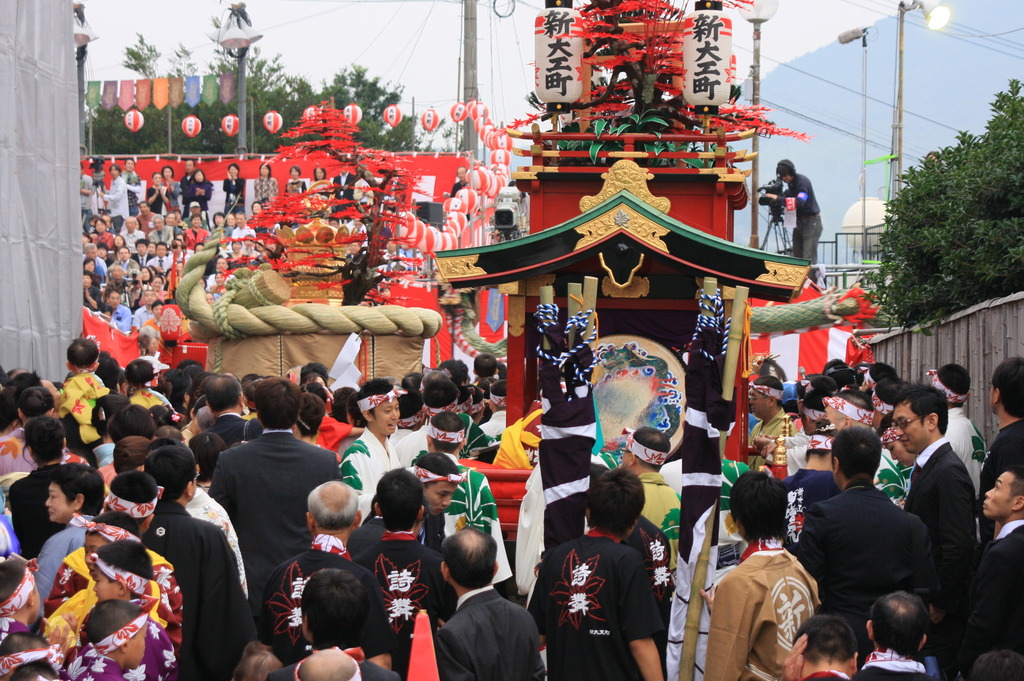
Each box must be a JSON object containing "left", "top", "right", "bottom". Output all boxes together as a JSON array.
[{"left": 176, "top": 231, "right": 442, "bottom": 340}]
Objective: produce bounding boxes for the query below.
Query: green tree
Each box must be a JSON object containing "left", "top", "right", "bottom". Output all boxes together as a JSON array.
[
  {"left": 869, "top": 80, "right": 1024, "bottom": 327},
  {"left": 122, "top": 33, "right": 160, "bottom": 78},
  {"left": 318, "top": 65, "right": 412, "bottom": 151}
]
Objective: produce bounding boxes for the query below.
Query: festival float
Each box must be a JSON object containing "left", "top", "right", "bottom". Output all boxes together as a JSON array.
[{"left": 174, "top": 105, "right": 445, "bottom": 377}]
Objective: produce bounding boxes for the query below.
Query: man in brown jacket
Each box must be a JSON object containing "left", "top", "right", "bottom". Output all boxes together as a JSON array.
[{"left": 704, "top": 471, "right": 820, "bottom": 681}]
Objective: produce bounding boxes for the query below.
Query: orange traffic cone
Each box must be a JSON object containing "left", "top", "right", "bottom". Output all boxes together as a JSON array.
[{"left": 406, "top": 609, "right": 440, "bottom": 681}]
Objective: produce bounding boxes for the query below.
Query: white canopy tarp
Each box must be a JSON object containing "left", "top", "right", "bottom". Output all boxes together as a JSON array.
[{"left": 0, "top": 1, "right": 81, "bottom": 378}]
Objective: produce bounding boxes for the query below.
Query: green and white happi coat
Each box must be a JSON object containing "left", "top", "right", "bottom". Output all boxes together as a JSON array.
[
  {"left": 341, "top": 431, "right": 403, "bottom": 518},
  {"left": 411, "top": 450, "right": 512, "bottom": 582}
]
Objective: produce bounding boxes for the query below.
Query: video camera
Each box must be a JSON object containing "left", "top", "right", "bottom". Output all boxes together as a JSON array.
[{"left": 757, "top": 176, "right": 785, "bottom": 222}]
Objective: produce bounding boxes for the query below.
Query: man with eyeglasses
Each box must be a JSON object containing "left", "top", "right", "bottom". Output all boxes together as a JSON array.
[
  {"left": 895, "top": 384, "right": 974, "bottom": 679},
  {"left": 749, "top": 375, "right": 789, "bottom": 470}
]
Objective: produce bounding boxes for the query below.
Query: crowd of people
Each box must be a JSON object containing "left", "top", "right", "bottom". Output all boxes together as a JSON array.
[
  {"left": 3, "top": 299, "right": 1024, "bottom": 680},
  {"left": 80, "top": 159, "right": 426, "bottom": 335}
]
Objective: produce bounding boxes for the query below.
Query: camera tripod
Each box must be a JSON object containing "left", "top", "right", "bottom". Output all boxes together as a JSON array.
[{"left": 761, "top": 208, "right": 791, "bottom": 257}]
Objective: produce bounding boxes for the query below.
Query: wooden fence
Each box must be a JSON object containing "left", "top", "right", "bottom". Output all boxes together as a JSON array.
[{"left": 870, "top": 291, "right": 1024, "bottom": 443}]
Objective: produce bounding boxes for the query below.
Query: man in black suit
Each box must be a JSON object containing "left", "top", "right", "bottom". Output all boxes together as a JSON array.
[
  {"left": 978, "top": 357, "right": 1024, "bottom": 542},
  {"left": 896, "top": 384, "right": 975, "bottom": 678},
  {"left": 958, "top": 465, "right": 1024, "bottom": 675},
  {"left": 144, "top": 444, "right": 255, "bottom": 681},
  {"left": 267, "top": 568, "right": 398, "bottom": 681},
  {"left": 854, "top": 592, "right": 933, "bottom": 681},
  {"left": 203, "top": 374, "right": 261, "bottom": 446},
  {"left": 210, "top": 377, "right": 341, "bottom": 616},
  {"left": 436, "top": 528, "right": 545, "bottom": 681},
  {"left": 799, "top": 427, "right": 937, "bottom": 664}
]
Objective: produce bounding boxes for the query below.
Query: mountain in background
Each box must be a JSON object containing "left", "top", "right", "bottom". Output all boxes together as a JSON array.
[{"left": 736, "top": 0, "right": 1024, "bottom": 263}]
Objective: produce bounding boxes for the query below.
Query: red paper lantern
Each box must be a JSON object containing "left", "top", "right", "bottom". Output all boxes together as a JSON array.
[
  {"left": 446, "top": 211, "right": 468, "bottom": 235},
  {"left": 420, "top": 108, "right": 440, "bottom": 132},
  {"left": 181, "top": 115, "right": 202, "bottom": 138},
  {"left": 455, "top": 187, "right": 478, "bottom": 215},
  {"left": 343, "top": 103, "right": 363, "bottom": 126},
  {"left": 450, "top": 102, "right": 468, "bottom": 123},
  {"left": 221, "top": 114, "right": 240, "bottom": 137},
  {"left": 123, "top": 109, "right": 144, "bottom": 133},
  {"left": 263, "top": 111, "right": 283, "bottom": 134},
  {"left": 466, "top": 100, "right": 480, "bottom": 119},
  {"left": 303, "top": 105, "right": 320, "bottom": 120},
  {"left": 443, "top": 197, "right": 464, "bottom": 214},
  {"left": 383, "top": 104, "right": 403, "bottom": 128},
  {"left": 490, "top": 149, "right": 511, "bottom": 167}
]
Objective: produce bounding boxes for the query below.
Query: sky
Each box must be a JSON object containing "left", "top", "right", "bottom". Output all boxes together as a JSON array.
[
  {"left": 80, "top": 0, "right": 1024, "bottom": 259},
  {"left": 81, "top": 0, "right": 901, "bottom": 126}
]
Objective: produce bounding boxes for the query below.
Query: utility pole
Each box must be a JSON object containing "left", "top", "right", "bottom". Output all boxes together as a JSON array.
[{"left": 463, "top": 0, "right": 478, "bottom": 157}]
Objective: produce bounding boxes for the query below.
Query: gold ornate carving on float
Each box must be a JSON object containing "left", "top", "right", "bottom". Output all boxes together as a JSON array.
[
  {"left": 756, "top": 261, "right": 810, "bottom": 287},
  {"left": 436, "top": 254, "right": 487, "bottom": 280},
  {"left": 277, "top": 217, "right": 358, "bottom": 300},
  {"left": 599, "top": 253, "right": 650, "bottom": 298},
  {"left": 579, "top": 159, "right": 671, "bottom": 214},
  {"left": 574, "top": 206, "right": 670, "bottom": 253}
]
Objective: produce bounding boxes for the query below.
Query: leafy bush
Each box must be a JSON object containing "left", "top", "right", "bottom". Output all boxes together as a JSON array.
[{"left": 870, "top": 80, "right": 1024, "bottom": 327}]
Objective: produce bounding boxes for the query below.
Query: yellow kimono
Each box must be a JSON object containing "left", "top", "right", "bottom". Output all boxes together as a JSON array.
[
  {"left": 59, "top": 373, "right": 110, "bottom": 444},
  {"left": 44, "top": 546, "right": 182, "bottom": 651},
  {"left": 130, "top": 389, "right": 166, "bottom": 410}
]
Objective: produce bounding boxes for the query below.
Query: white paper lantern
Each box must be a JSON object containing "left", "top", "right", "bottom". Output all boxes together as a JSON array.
[
  {"left": 383, "top": 104, "right": 402, "bottom": 128},
  {"left": 682, "top": 0, "right": 733, "bottom": 114},
  {"left": 343, "top": 103, "right": 363, "bottom": 125},
  {"left": 533, "top": 6, "right": 584, "bottom": 110}
]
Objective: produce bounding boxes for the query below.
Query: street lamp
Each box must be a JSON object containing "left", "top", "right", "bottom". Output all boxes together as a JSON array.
[
  {"left": 211, "top": 3, "right": 262, "bottom": 155},
  {"left": 892, "top": 0, "right": 949, "bottom": 196},
  {"left": 739, "top": 0, "right": 779, "bottom": 249},
  {"left": 838, "top": 26, "right": 871, "bottom": 259},
  {"left": 73, "top": 3, "right": 99, "bottom": 155}
]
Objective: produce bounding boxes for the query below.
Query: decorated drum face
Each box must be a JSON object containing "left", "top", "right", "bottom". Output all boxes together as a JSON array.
[{"left": 592, "top": 334, "right": 686, "bottom": 465}]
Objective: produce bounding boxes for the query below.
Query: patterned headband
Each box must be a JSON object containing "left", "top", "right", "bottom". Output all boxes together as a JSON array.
[
  {"left": 0, "top": 646, "right": 63, "bottom": 677},
  {"left": 93, "top": 613, "right": 148, "bottom": 656},
  {"left": 859, "top": 365, "right": 877, "bottom": 390},
  {"left": 881, "top": 427, "right": 900, "bottom": 444},
  {"left": 823, "top": 396, "right": 874, "bottom": 425},
  {"left": 0, "top": 561, "right": 37, "bottom": 618},
  {"left": 872, "top": 393, "right": 894, "bottom": 415},
  {"left": 489, "top": 393, "right": 506, "bottom": 408},
  {"left": 751, "top": 384, "right": 784, "bottom": 401},
  {"left": 802, "top": 406, "right": 826, "bottom": 421},
  {"left": 105, "top": 488, "right": 162, "bottom": 519},
  {"left": 806, "top": 434, "right": 833, "bottom": 452},
  {"left": 70, "top": 514, "right": 140, "bottom": 544},
  {"left": 470, "top": 399, "right": 486, "bottom": 415},
  {"left": 426, "top": 424, "right": 464, "bottom": 444},
  {"left": 414, "top": 466, "right": 465, "bottom": 484},
  {"left": 623, "top": 428, "right": 669, "bottom": 466},
  {"left": 88, "top": 553, "right": 148, "bottom": 596},
  {"left": 424, "top": 398, "right": 459, "bottom": 415},
  {"left": 397, "top": 415, "right": 420, "bottom": 428},
  {"left": 357, "top": 388, "right": 406, "bottom": 413},
  {"left": 927, "top": 369, "right": 969, "bottom": 405}
]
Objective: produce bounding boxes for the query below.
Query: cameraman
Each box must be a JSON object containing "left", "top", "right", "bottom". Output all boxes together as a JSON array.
[{"left": 764, "top": 159, "right": 822, "bottom": 263}]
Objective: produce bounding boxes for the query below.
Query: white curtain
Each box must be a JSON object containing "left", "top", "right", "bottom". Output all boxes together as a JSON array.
[{"left": 0, "top": 1, "right": 80, "bottom": 378}]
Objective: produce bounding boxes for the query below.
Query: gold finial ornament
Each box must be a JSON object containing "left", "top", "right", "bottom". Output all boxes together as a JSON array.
[{"left": 772, "top": 417, "right": 791, "bottom": 470}]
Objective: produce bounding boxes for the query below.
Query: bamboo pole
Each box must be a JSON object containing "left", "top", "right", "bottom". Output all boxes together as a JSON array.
[
  {"left": 582, "top": 276, "right": 599, "bottom": 346},
  {"left": 679, "top": 277, "right": 720, "bottom": 681},
  {"left": 539, "top": 286, "right": 554, "bottom": 353},
  {"left": 566, "top": 282, "right": 583, "bottom": 347}
]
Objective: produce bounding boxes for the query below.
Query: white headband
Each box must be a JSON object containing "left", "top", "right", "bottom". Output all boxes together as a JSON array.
[
  {"left": 824, "top": 396, "right": 874, "bottom": 426},
  {"left": 357, "top": 388, "right": 405, "bottom": 413},
  {"left": 751, "top": 383, "right": 784, "bottom": 401},
  {"left": 928, "top": 369, "right": 969, "bottom": 405},
  {"left": 0, "top": 647, "right": 63, "bottom": 677},
  {"left": 872, "top": 392, "right": 894, "bottom": 415},
  {"left": 802, "top": 406, "right": 826, "bottom": 421},
  {"left": 70, "top": 514, "right": 140, "bottom": 543},
  {"left": 623, "top": 428, "right": 668, "bottom": 466},
  {"left": 414, "top": 466, "right": 466, "bottom": 484},
  {"left": 489, "top": 393, "right": 506, "bottom": 408},
  {"left": 105, "top": 488, "right": 162, "bottom": 519},
  {"left": 0, "top": 563, "right": 36, "bottom": 618},
  {"left": 89, "top": 553, "right": 148, "bottom": 596},
  {"left": 806, "top": 434, "right": 833, "bottom": 451},
  {"left": 93, "top": 613, "right": 148, "bottom": 656},
  {"left": 426, "top": 423, "right": 464, "bottom": 444}
]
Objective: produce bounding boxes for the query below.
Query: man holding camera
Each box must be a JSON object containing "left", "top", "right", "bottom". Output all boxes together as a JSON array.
[{"left": 763, "top": 159, "right": 822, "bottom": 263}]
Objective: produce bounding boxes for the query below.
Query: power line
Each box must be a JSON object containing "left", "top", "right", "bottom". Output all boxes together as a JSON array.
[{"left": 737, "top": 44, "right": 959, "bottom": 133}]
